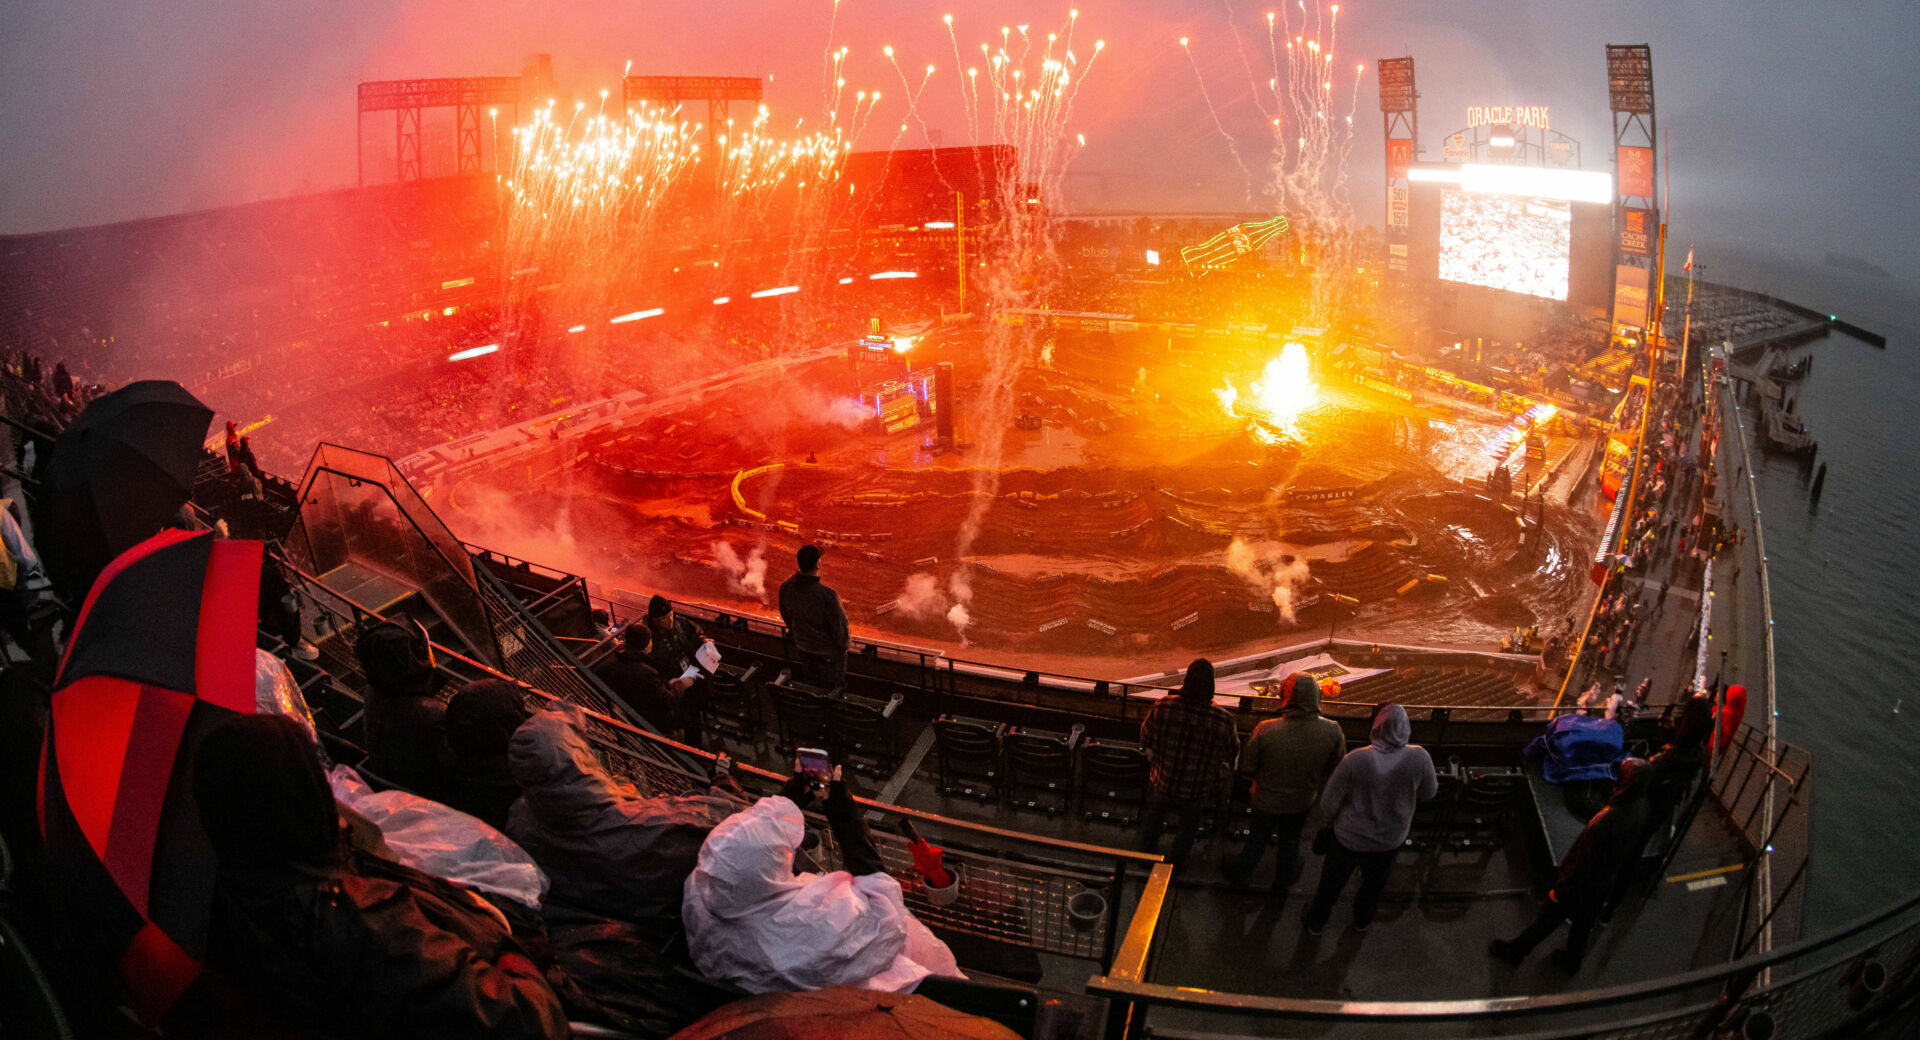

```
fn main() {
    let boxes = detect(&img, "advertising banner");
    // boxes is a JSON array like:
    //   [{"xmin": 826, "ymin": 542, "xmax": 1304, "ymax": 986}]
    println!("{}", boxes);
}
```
[
  {"xmin": 1618, "ymin": 146, "xmax": 1654, "ymax": 199},
  {"xmin": 1386, "ymin": 139, "xmax": 1413, "ymax": 178},
  {"xmin": 1618, "ymin": 206, "xmax": 1652, "ymax": 258},
  {"xmin": 1613, "ymin": 264, "xmax": 1650, "ymax": 331}
]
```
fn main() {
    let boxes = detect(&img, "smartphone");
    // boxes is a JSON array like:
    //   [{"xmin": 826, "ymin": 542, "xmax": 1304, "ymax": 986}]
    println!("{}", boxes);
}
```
[{"xmin": 796, "ymin": 747, "xmax": 832, "ymax": 778}]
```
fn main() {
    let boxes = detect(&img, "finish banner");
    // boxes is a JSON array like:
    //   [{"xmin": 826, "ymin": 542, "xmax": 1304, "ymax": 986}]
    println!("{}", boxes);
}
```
[
  {"xmin": 1613, "ymin": 264, "xmax": 1650, "ymax": 331},
  {"xmin": 1618, "ymin": 145, "xmax": 1654, "ymax": 199}
]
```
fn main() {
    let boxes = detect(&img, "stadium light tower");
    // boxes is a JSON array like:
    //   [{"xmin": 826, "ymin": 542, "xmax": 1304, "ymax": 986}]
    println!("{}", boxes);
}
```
[
  {"xmin": 1606, "ymin": 44, "xmax": 1658, "ymax": 342},
  {"xmin": 1376, "ymin": 57, "xmax": 1418, "ymax": 291}
]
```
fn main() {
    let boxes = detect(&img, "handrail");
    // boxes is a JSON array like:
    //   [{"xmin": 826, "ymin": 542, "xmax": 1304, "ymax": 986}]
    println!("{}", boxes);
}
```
[
  {"xmin": 1087, "ymin": 885, "xmax": 1920, "ymax": 1024},
  {"xmin": 284, "ymin": 557, "xmax": 1163, "ymax": 866},
  {"xmin": 1105, "ymin": 863, "xmax": 1175, "ymax": 983}
]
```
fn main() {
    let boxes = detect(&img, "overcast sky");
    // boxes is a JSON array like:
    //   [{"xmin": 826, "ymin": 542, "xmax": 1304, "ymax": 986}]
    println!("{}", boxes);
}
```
[{"xmin": 4, "ymin": 0, "xmax": 1917, "ymax": 281}]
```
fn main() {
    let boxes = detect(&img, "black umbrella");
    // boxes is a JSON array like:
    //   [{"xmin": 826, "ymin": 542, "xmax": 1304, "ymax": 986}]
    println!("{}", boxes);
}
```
[{"xmin": 45, "ymin": 380, "xmax": 213, "ymax": 590}]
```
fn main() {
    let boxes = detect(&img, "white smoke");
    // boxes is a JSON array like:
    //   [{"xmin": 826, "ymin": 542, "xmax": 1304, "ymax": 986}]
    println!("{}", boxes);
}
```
[
  {"xmin": 896, "ymin": 573, "xmax": 948, "ymax": 620},
  {"xmin": 822, "ymin": 395, "xmax": 871, "ymax": 429},
  {"xmin": 889, "ymin": 571, "xmax": 976, "ymax": 645},
  {"xmin": 946, "ymin": 571, "xmax": 975, "ymax": 646},
  {"xmin": 946, "ymin": 603, "xmax": 972, "ymax": 645},
  {"xmin": 1225, "ymin": 537, "xmax": 1312, "ymax": 623},
  {"xmin": 712, "ymin": 541, "xmax": 768, "ymax": 601}
]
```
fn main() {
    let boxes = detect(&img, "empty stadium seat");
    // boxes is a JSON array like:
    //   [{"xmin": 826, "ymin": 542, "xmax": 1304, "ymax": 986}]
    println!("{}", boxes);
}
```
[
  {"xmin": 770, "ymin": 678, "xmax": 836, "ymax": 755},
  {"xmin": 1076, "ymin": 738, "xmax": 1150, "ymax": 827},
  {"xmin": 700, "ymin": 666, "xmax": 764, "ymax": 749},
  {"xmin": 1405, "ymin": 771, "xmax": 1465, "ymax": 852},
  {"xmin": 1445, "ymin": 768, "xmax": 1527, "ymax": 852},
  {"xmin": 831, "ymin": 692, "xmax": 903, "ymax": 778},
  {"xmin": 1003, "ymin": 726, "xmax": 1076, "ymax": 816},
  {"xmin": 931, "ymin": 715, "xmax": 1005, "ymax": 802}
]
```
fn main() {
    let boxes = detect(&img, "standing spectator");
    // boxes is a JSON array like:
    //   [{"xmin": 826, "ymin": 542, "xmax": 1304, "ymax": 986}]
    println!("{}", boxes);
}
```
[
  {"xmin": 1228, "ymin": 672, "xmax": 1345, "ymax": 892},
  {"xmin": 1137, "ymin": 659, "xmax": 1239, "ymax": 866},
  {"xmin": 1304, "ymin": 704, "xmax": 1438, "ymax": 934},
  {"xmin": 777, "ymin": 544, "xmax": 850, "ymax": 692},
  {"xmin": 1491, "ymin": 758, "xmax": 1653, "ymax": 971}
]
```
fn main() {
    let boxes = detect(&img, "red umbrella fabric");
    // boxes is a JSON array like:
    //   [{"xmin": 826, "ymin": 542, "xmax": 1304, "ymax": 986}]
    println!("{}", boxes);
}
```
[
  {"xmin": 668, "ymin": 987, "xmax": 1022, "ymax": 1040},
  {"xmin": 37, "ymin": 528, "xmax": 263, "ymax": 1023}
]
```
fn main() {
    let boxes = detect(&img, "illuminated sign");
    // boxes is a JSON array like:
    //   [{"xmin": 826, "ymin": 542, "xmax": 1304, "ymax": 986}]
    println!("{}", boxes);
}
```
[
  {"xmin": 1618, "ymin": 146, "xmax": 1654, "ymax": 198},
  {"xmin": 1468, "ymin": 106, "xmax": 1550, "ymax": 129},
  {"xmin": 1179, "ymin": 214, "xmax": 1291, "ymax": 269},
  {"xmin": 1619, "ymin": 207, "xmax": 1652, "ymax": 258}
]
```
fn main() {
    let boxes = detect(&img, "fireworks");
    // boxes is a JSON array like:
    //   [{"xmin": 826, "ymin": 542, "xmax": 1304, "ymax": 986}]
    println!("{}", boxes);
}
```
[
  {"xmin": 1181, "ymin": 2, "xmax": 1366, "ymax": 323},
  {"xmin": 500, "ymin": 100, "xmax": 702, "ymax": 286},
  {"xmin": 1217, "ymin": 341, "xmax": 1319, "ymax": 439}
]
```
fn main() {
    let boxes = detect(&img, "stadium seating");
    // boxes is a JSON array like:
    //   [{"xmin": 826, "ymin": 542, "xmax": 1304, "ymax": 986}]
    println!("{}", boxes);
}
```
[{"xmin": 932, "ymin": 715, "xmax": 1005, "ymax": 802}]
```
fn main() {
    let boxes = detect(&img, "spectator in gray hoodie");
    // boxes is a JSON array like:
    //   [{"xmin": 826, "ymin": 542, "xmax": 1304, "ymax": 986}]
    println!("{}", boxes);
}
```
[
  {"xmin": 1304, "ymin": 704, "xmax": 1437, "ymax": 934},
  {"xmin": 1227, "ymin": 672, "xmax": 1346, "ymax": 893}
]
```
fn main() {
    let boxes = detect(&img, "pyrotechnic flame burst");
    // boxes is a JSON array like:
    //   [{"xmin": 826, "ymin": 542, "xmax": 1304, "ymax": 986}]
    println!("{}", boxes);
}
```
[{"xmin": 1218, "ymin": 341, "xmax": 1317, "ymax": 438}]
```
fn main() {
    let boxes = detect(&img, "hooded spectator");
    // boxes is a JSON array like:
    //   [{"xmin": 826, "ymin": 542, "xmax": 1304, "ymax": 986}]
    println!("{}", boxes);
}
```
[
  {"xmin": 193, "ymin": 713, "xmax": 569, "ymax": 1040},
  {"xmin": 441, "ymin": 679, "xmax": 532, "ymax": 830},
  {"xmin": 507, "ymin": 704, "xmax": 746, "ymax": 921},
  {"xmin": 778, "ymin": 544, "xmax": 851, "ymax": 692},
  {"xmin": 1717, "ymin": 684, "xmax": 1748, "ymax": 753},
  {"xmin": 682, "ymin": 767, "xmax": 960, "ymax": 994},
  {"xmin": 1492, "ymin": 757, "xmax": 1654, "ymax": 971},
  {"xmin": 1137, "ymin": 659, "xmax": 1239, "ymax": 865},
  {"xmin": 1229, "ymin": 672, "xmax": 1346, "ymax": 892},
  {"xmin": 355, "ymin": 614, "xmax": 453, "ymax": 797},
  {"xmin": 1304, "ymin": 704, "xmax": 1438, "ymax": 934}
]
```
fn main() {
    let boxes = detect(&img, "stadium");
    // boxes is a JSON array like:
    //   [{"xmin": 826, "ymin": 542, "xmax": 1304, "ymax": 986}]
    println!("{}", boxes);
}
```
[{"xmin": 0, "ymin": 17, "xmax": 1912, "ymax": 1040}]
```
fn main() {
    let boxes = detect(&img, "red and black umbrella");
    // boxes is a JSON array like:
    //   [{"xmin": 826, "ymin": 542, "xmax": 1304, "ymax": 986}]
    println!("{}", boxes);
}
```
[{"xmin": 38, "ymin": 528, "xmax": 262, "ymax": 1023}]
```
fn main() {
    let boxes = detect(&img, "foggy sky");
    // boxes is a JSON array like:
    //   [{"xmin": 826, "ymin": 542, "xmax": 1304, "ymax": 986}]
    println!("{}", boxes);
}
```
[{"xmin": 4, "ymin": 0, "xmax": 1917, "ymax": 281}]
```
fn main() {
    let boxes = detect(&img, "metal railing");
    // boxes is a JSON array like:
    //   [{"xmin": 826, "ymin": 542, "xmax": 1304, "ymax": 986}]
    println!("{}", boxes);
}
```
[
  {"xmin": 1090, "ymin": 884, "xmax": 1920, "ymax": 1038},
  {"xmin": 1711, "ymin": 722, "xmax": 1814, "ymax": 959}
]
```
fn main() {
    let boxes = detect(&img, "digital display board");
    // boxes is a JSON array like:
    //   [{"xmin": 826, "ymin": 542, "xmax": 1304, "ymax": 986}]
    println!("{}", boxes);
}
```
[{"xmin": 1437, "ymin": 189, "xmax": 1572, "ymax": 301}]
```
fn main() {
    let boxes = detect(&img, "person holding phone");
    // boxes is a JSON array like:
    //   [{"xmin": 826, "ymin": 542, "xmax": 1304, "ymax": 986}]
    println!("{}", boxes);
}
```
[{"xmin": 682, "ymin": 752, "xmax": 960, "ymax": 993}]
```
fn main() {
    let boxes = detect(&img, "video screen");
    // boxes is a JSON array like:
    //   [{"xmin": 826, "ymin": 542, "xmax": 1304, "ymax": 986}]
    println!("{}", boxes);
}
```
[{"xmin": 1438, "ymin": 189, "xmax": 1571, "ymax": 300}]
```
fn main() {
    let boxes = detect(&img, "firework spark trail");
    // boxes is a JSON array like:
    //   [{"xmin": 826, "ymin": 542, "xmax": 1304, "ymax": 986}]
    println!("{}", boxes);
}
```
[
  {"xmin": 1179, "ymin": 37, "xmax": 1255, "ymax": 191},
  {"xmin": 942, "ymin": 14, "xmax": 982, "ymax": 144},
  {"xmin": 931, "ymin": 11, "xmax": 1101, "ymax": 641},
  {"xmin": 821, "ymin": 0, "xmax": 844, "ymax": 109},
  {"xmin": 883, "ymin": 47, "xmax": 940, "ymax": 148},
  {"xmin": 1254, "ymin": 0, "xmax": 1364, "ymax": 323}
]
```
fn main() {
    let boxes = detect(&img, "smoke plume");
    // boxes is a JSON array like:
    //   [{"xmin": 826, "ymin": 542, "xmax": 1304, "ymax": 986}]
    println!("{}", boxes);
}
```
[
  {"xmin": 946, "ymin": 570, "xmax": 974, "ymax": 646},
  {"xmin": 712, "ymin": 541, "xmax": 768, "ymax": 601},
  {"xmin": 1225, "ymin": 537, "xmax": 1312, "ymax": 622},
  {"xmin": 896, "ymin": 573, "xmax": 948, "ymax": 620}
]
